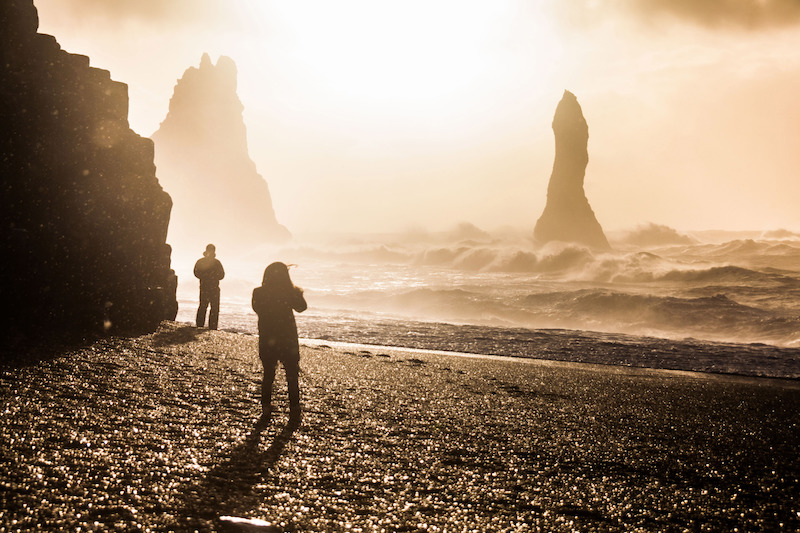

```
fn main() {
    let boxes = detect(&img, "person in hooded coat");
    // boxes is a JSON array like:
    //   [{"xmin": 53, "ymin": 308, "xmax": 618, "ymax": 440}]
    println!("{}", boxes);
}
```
[{"xmin": 252, "ymin": 262, "xmax": 307, "ymax": 423}]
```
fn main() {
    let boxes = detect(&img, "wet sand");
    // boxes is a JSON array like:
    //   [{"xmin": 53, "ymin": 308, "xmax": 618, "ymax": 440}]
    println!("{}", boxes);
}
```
[{"xmin": 1, "ymin": 322, "xmax": 799, "ymax": 532}]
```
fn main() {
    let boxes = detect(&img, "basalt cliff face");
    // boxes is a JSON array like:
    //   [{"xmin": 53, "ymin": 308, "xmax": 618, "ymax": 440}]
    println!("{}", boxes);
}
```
[
  {"xmin": 151, "ymin": 54, "xmax": 290, "ymax": 259},
  {"xmin": 0, "ymin": 0, "xmax": 177, "ymax": 338},
  {"xmin": 534, "ymin": 91, "xmax": 610, "ymax": 250}
]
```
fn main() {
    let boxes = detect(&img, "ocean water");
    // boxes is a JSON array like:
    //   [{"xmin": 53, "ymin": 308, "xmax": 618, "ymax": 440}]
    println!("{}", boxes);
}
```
[{"xmin": 175, "ymin": 228, "xmax": 800, "ymax": 379}]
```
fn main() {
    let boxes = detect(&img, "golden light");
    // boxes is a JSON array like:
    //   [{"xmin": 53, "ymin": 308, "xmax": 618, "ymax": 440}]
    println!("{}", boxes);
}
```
[{"xmin": 239, "ymin": 1, "xmax": 564, "ymax": 125}]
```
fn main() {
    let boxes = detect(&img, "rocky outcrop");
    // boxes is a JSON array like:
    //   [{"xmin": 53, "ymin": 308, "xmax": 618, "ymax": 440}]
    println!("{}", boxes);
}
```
[
  {"xmin": 534, "ymin": 91, "xmax": 610, "ymax": 250},
  {"xmin": 1, "ymin": 0, "xmax": 178, "ymax": 338},
  {"xmin": 151, "ymin": 54, "xmax": 290, "ymax": 259}
]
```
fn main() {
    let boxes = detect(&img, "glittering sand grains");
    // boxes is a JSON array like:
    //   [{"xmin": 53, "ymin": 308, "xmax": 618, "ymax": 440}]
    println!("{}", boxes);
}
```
[{"xmin": 1, "ymin": 322, "xmax": 799, "ymax": 532}]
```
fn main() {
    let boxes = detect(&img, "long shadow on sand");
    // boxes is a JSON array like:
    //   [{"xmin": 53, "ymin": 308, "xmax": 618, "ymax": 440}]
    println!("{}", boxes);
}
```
[
  {"xmin": 150, "ymin": 323, "xmax": 204, "ymax": 348},
  {"xmin": 180, "ymin": 415, "xmax": 301, "ymax": 527}
]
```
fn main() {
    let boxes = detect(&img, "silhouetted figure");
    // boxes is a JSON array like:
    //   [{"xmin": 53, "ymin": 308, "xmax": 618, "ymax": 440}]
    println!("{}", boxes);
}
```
[
  {"xmin": 252, "ymin": 262, "xmax": 307, "ymax": 424},
  {"xmin": 194, "ymin": 244, "xmax": 225, "ymax": 329}
]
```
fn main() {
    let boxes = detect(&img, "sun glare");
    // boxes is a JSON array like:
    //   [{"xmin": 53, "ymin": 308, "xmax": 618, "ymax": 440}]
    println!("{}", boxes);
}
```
[{"xmin": 242, "ymin": 1, "xmax": 563, "ymax": 119}]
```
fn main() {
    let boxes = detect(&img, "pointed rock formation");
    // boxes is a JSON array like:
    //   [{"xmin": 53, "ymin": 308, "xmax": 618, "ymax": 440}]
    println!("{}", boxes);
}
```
[
  {"xmin": 534, "ymin": 91, "xmax": 610, "ymax": 250},
  {"xmin": 151, "ymin": 54, "xmax": 290, "ymax": 258},
  {"xmin": 1, "ymin": 0, "xmax": 177, "ymax": 338}
]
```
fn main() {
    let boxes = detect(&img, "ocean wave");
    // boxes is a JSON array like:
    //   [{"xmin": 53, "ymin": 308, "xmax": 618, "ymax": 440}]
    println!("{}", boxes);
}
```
[
  {"xmin": 615, "ymin": 223, "xmax": 697, "ymax": 247},
  {"xmin": 655, "ymin": 265, "xmax": 800, "ymax": 285},
  {"xmin": 177, "ymin": 230, "xmax": 800, "ymax": 348},
  {"xmin": 525, "ymin": 290, "xmax": 760, "ymax": 324},
  {"xmin": 523, "ymin": 289, "xmax": 800, "ymax": 345},
  {"xmin": 266, "ymin": 230, "xmax": 800, "ymax": 280},
  {"xmin": 690, "ymin": 238, "xmax": 800, "ymax": 260},
  {"xmin": 308, "ymin": 284, "xmax": 800, "ymax": 346}
]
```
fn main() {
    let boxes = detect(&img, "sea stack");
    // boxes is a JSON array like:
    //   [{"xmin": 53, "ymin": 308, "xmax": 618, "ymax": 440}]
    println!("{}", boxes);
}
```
[
  {"xmin": 0, "ymin": 0, "xmax": 178, "ymax": 338},
  {"xmin": 151, "ymin": 54, "xmax": 290, "ymax": 259},
  {"xmin": 534, "ymin": 91, "xmax": 610, "ymax": 250}
]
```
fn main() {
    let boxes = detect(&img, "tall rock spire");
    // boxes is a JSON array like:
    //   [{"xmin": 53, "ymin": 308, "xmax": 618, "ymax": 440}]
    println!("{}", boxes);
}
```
[
  {"xmin": 151, "ymin": 55, "xmax": 289, "ymax": 259},
  {"xmin": 534, "ymin": 91, "xmax": 610, "ymax": 250}
]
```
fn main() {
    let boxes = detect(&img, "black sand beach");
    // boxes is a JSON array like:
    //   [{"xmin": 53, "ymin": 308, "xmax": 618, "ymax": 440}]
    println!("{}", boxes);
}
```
[{"xmin": 1, "ymin": 322, "xmax": 798, "ymax": 531}]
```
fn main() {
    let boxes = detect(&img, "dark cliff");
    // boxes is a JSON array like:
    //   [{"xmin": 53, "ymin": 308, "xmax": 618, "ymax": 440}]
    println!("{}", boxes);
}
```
[
  {"xmin": 534, "ymin": 91, "xmax": 610, "ymax": 250},
  {"xmin": 151, "ymin": 54, "xmax": 290, "ymax": 259},
  {"xmin": 1, "ymin": 0, "xmax": 178, "ymax": 338}
]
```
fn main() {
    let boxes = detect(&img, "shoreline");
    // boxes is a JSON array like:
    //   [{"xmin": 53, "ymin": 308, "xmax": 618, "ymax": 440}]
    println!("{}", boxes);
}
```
[
  {"xmin": 299, "ymin": 337, "xmax": 800, "ymax": 389},
  {"xmin": 199, "ymin": 315, "xmax": 800, "ymax": 381}
]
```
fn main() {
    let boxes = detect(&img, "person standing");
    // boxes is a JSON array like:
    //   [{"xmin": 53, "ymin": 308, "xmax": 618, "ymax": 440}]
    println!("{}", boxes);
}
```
[
  {"xmin": 252, "ymin": 262, "xmax": 307, "ymax": 424},
  {"xmin": 194, "ymin": 244, "xmax": 225, "ymax": 329}
]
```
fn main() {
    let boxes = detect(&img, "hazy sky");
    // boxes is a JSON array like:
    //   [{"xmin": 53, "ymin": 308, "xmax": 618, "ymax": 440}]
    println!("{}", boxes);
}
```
[{"xmin": 35, "ymin": 0, "xmax": 800, "ymax": 235}]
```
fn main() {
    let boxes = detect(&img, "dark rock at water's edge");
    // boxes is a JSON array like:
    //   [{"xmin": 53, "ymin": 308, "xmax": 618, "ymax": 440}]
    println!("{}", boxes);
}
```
[
  {"xmin": 534, "ymin": 91, "xmax": 610, "ymax": 250},
  {"xmin": 0, "ymin": 0, "xmax": 178, "ymax": 340},
  {"xmin": 151, "ymin": 54, "xmax": 290, "ymax": 258}
]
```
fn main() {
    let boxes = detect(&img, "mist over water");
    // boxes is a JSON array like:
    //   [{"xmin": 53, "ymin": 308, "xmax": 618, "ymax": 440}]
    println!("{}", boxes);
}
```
[{"xmin": 175, "ymin": 225, "xmax": 800, "ymax": 354}]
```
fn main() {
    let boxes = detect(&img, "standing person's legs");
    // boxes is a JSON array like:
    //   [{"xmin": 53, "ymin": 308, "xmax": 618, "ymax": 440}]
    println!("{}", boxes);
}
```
[
  {"xmin": 208, "ymin": 287, "xmax": 220, "ymax": 330},
  {"xmin": 196, "ymin": 290, "xmax": 209, "ymax": 327},
  {"xmin": 261, "ymin": 358, "xmax": 277, "ymax": 417},
  {"xmin": 285, "ymin": 360, "xmax": 300, "ymax": 415}
]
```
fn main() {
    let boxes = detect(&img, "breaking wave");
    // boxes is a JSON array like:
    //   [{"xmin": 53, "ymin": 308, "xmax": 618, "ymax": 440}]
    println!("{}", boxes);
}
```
[{"xmin": 307, "ymin": 286, "xmax": 800, "ymax": 347}]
